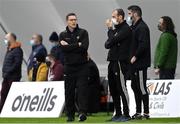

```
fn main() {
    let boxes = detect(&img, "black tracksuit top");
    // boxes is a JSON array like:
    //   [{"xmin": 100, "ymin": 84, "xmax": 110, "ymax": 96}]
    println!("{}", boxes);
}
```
[
  {"xmin": 130, "ymin": 18, "xmax": 151, "ymax": 70},
  {"xmin": 59, "ymin": 25, "xmax": 89, "ymax": 66},
  {"xmin": 105, "ymin": 21, "xmax": 132, "ymax": 61}
]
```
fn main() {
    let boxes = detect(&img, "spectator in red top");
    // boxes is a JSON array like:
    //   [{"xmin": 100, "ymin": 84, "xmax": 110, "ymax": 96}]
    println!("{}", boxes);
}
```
[{"xmin": 46, "ymin": 54, "xmax": 63, "ymax": 81}]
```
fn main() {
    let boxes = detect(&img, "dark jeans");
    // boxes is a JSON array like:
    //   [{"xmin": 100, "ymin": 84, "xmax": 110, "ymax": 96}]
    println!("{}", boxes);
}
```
[
  {"xmin": 160, "ymin": 68, "xmax": 176, "ymax": 79},
  {"xmin": 0, "ymin": 78, "xmax": 20, "ymax": 113}
]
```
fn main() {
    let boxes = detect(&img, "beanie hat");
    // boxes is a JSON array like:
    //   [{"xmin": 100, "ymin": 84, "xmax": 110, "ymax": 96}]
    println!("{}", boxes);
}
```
[{"xmin": 49, "ymin": 32, "xmax": 59, "ymax": 42}]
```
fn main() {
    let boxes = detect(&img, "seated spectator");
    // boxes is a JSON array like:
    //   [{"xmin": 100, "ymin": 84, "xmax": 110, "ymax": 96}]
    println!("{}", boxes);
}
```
[
  {"xmin": 46, "ymin": 54, "xmax": 64, "ymax": 81},
  {"xmin": 28, "ymin": 55, "xmax": 48, "ymax": 82}
]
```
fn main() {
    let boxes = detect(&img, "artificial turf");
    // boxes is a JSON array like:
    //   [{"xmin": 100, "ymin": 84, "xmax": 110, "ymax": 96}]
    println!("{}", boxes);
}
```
[{"xmin": 0, "ymin": 113, "xmax": 179, "ymax": 123}]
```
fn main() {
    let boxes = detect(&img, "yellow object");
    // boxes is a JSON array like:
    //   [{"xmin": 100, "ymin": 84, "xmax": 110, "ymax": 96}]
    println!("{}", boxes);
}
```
[{"xmin": 28, "ymin": 63, "xmax": 48, "ymax": 81}]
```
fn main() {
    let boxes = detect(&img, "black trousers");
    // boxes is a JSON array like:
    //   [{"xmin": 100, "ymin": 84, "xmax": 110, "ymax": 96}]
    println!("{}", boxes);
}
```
[
  {"xmin": 0, "ymin": 78, "xmax": 20, "ymax": 113},
  {"xmin": 160, "ymin": 68, "xmax": 175, "ymax": 79},
  {"xmin": 108, "ymin": 61, "xmax": 130, "ymax": 116},
  {"xmin": 131, "ymin": 68, "xmax": 149, "ymax": 114},
  {"xmin": 65, "ymin": 75, "xmax": 89, "ymax": 117}
]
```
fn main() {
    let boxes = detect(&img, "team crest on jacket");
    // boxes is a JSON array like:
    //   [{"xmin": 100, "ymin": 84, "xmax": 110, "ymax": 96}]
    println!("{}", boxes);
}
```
[{"xmin": 77, "ymin": 36, "xmax": 80, "ymax": 40}]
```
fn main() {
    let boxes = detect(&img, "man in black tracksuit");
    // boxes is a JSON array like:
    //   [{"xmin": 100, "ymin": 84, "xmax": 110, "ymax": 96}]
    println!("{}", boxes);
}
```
[
  {"xmin": 59, "ymin": 13, "xmax": 89, "ymax": 122},
  {"xmin": 105, "ymin": 9, "xmax": 132, "ymax": 122},
  {"xmin": 127, "ymin": 5, "xmax": 151, "ymax": 119}
]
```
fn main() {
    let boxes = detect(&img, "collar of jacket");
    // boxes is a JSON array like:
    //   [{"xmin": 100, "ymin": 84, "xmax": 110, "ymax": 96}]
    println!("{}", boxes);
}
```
[
  {"xmin": 164, "ymin": 31, "xmax": 177, "ymax": 38},
  {"xmin": 32, "ymin": 43, "xmax": 42, "ymax": 50},
  {"xmin": 66, "ymin": 24, "xmax": 79, "ymax": 33},
  {"xmin": 115, "ymin": 20, "xmax": 127, "ymax": 29},
  {"xmin": 132, "ymin": 18, "xmax": 143, "ymax": 29},
  {"xmin": 8, "ymin": 41, "xmax": 21, "ymax": 51},
  {"xmin": 51, "ymin": 60, "xmax": 61, "ymax": 69}
]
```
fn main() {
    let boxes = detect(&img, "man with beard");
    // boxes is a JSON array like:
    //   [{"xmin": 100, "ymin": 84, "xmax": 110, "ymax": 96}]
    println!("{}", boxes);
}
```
[
  {"xmin": 127, "ymin": 5, "xmax": 151, "ymax": 119},
  {"xmin": 154, "ymin": 16, "xmax": 178, "ymax": 79}
]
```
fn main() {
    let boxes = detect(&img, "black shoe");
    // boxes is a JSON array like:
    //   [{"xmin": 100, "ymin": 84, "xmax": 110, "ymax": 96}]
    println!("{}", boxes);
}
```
[
  {"xmin": 142, "ymin": 114, "xmax": 150, "ymax": 119},
  {"xmin": 78, "ymin": 113, "xmax": 87, "ymax": 122},
  {"xmin": 114, "ymin": 115, "xmax": 131, "ymax": 122},
  {"xmin": 106, "ymin": 115, "xmax": 122, "ymax": 122},
  {"xmin": 67, "ymin": 116, "xmax": 75, "ymax": 122},
  {"xmin": 132, "ymin": 113, "xmax": 142, "ymax": 120}
]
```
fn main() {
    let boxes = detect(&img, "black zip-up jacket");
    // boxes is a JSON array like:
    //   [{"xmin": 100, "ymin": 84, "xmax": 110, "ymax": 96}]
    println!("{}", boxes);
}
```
[
  {"xmin": 59, "ymin": 25, "xmax": 89, "ymax": 66},
  {"xmin": 2, "ymin": 45, "xmax": 23, "ymax": 80},
  {"xmin": 130, "ymin": 18, "xmax": 151, "ymax": 69},
  {"xmin": 105, "ymin": 21, "xmax": 132, "ymax": 61}
]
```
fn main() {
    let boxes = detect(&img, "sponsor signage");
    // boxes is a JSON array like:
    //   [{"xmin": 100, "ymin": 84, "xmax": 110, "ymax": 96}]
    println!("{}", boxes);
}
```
[
  {"xmin": 0, "ymin": 81, "xmax": 65, "ymax": 118},
  {"xmin": 127, "ymin": 80, "xmax": 180, "ymax": 117}
]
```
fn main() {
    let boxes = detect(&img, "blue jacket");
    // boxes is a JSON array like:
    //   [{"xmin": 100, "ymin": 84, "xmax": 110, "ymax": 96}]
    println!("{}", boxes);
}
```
[{"xmin": 27, "ymin": 44, "xmax": 47, "ymax": 72}]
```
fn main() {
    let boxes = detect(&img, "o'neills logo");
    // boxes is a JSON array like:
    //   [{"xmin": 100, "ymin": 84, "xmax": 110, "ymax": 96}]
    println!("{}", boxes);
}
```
[
  {"xmin": 12, "ymin": 88, "xmax": 57, "ymax": 112},
  {"xmin": 147, "ymin": 82, "xmax": 172, "ymax": 95}
]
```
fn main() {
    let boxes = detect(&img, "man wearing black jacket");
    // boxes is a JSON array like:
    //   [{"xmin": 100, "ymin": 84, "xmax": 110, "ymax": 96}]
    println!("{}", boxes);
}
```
[
  {"xmin": 59, "ymin": 13, "xmax": 89, "ymax": 122},
  {"xmin": 0, "ymin": 33, "xmax": 23, "ymax": 113},
  {"xmin": 127, "ymin": 5, "xmax": 151, "ymax": 119},
  {"xmin": 105, "ymin": 9, "xmax": 132, "ymax": 122}
]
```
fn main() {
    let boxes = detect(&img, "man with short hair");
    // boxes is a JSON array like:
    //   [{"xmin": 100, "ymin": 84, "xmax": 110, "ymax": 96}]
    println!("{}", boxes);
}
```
[
  {"xmin": 59, "ymin": 13, "xmax": 89, "ymax": 122},
  {"xmin": 105, "ymin": 9, "xmax": 132, "ymax": 122},
  {"xmin": 27, "ymin": 34, "xmax": 47, "ymax": 75},
  {"xmin": 0, "ymin": 33, "xmax": 23, "ymax": 113},
  {"xmin": 127, "ymin": 5, "xmax": 151, "ymax": 119}
]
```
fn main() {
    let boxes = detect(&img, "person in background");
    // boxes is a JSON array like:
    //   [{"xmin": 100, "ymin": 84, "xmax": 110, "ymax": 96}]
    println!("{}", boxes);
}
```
[
  {"xmin": 59, "ymin": 13, "xmax": 89, "ymax": 122},
  {"xmin": 87, "ymin": 58, "xmax": 100, "ymax": 114},
  {"xmin": 0, "ymin": 33, "xmax": 23, "ymax": 113},
  {"xmin": 28, "ymin": 54, "xmax": 48, "ymax": 82},
  {"xmin": 49, "ymin": 32, "xmax": 64, "ymax": 65},
  {"xmin": 27, "ymin": 34, "xmax": 47, "ymax": 75},
  {"xmin": 46, "ymin": 54, "xmax": 64, "ymax": 81},
  {"xmin": 127, "ymin": 5, "xmax": 151, "ymax": 119},
  {"xmin": 105, "ymin": 9, "xmax": 132, "ymax": 122},
  {"xmin": 154, "ymin": 16, "xmax": 178, "ymax": 79}
]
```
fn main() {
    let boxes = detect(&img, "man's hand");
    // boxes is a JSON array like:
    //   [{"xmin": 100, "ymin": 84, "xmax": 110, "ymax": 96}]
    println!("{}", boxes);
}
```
[
  {"xmin": 130, "ymin": 56, "xmax": 137, "ymax": 64},
  {"xmin": 60, "ymin": 40, "xmax": 68, "ymax": 46},
  {"xmin": 106, "ymin": 19, "xmax": 113, "ymax": 28},
  {"xmin": 154, "ymin": 68, "xmax": 160, "ymax": 75}
]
